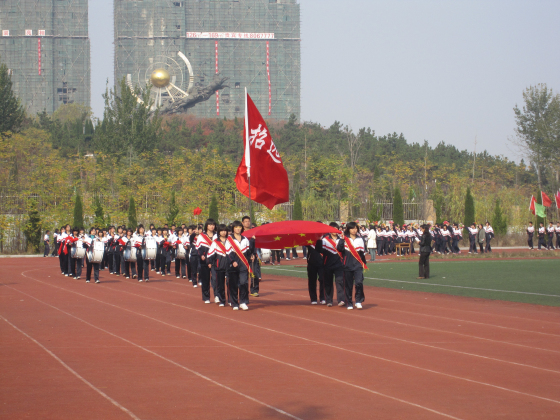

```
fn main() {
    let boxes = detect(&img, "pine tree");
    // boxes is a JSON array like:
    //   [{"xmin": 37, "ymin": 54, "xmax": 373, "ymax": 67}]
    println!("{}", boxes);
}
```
[
  {"xmin": 73, "ymin": 193, "xmax": 84, "ymax": 229},
  {"xmin": 208, "ymin": 194, "xmax": 219, "ymax": 223},
  {"xmin": 293, "ymin": 191, "xmax": 303, "ymax": 220},
  {"xmin": 167, "ymin": 191, "xmax": 179, "ymax": 226},
  {"xmin": 93, "ymin": 196, "xmax": 105, "ymax": 227},
  {"xmin": 463, "ymin": 187, "xmax": 475, "ymax": 234},
  {"xmin": 24, "ymin": 200, "xmax": 42, "ymax": 253},
  {"xmin": 128, "ymin": 197, "xmax": 137, "ymax": 228},
  {"xmin": 0, "ymin": 61, "xmax": 25, "ymax": 134},
  {"xmin": 368, "ymin": 202, "xmax": 380, "ymax": 223},
  {"xmin": 492, "ymin": 199, "xmax": 508, "ymax": 243},
  {"xmin": 393, "ymin": 187, "xmax": 404, "ymax": 225}
]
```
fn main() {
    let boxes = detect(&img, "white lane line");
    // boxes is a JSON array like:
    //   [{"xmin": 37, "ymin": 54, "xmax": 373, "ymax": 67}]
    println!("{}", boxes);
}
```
[
  {"xmin": 4, "ymin": 281, "xmax": 302, "ymax": 420},
  {"xmin": 261, "ymin": 283, "xmax": 560, "ymax": 355},
  {"xmin": 0, "ymin": 315, "xmax": 141, "ymax": 420},
  {"xmin": 77, "ymin": 276, "xmax": 560, "ymax": 404},
  {"xmin": 16, "ymin": 273, "xmax": 464, "ymax": 420},
  {"xmin": 263, "ymin": 267, "xmax": 560, "ymax": 298},
  {"xmin": 264, "ymin": 268, "xmax": 560, "ymax": 326}
]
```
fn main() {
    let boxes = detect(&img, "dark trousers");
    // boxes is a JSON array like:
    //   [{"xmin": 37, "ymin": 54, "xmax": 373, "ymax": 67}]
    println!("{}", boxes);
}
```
[
  {"xmin": 469, "ymin": 238, "xmax": 477, "ymax": 253},
  {"xmin": 211, "ymin": 266, "xmax": 217, "ymax": 295},
  {"xmin": 343, "ymin": 269, "xmax": 364, "ymax": 306},
  {"xmin": 452, "ymin": 238, "xmax": 459, "ymax": 253},
  {"xmin": 291, "ymin": 248, "xmax": 298, "ymax": 258},
  {"xmin": 419, "ymin": 252, "xmax": 430, "ymax": 279},
  {"xmin": 271, "ymin": 250, "xmax": 282, "ymax": 263},
  {"xmin": 137, "ymin": 253, "xmax": 145, "ymax": 280},
  {"xmin": 120, "ymin": 251, "xmax": 126, "ymax": 275},
  {"xmin": 250, "ymin": 260, "xmax": 260, "ymax": 294},
  {"xmin": 199, "ymin": 262, "xmax": 211, "ymax": 301},
  {"xmin": 51, "ymin": 242, "xmax": 58, "ymax": 256},
  {"xmin": 479, "ymin": 242, "xmax": 484, "ymax": 253},
  {"xmin": 547, "ymin": 236, "xmax": 554, "ymax": 250},
  {"xmin": 485, "ymin": 235, "xmax": 492, "ymax": 252},
  {"xmin": 175, "ymin": 258, "xmax": 186, "ymax": 277},
  {"xmin": 43, "ymin": 242, "xmax": 50, "ymax": 257},
  {"xmin": 70, "ymin": 257, "xmax": 83, "ymax": 278},
  {"xmin": 537, "ymin": 237, "xmax": 545, "ymax": 250},
  {"xmin": 215, "ymin": 270, "xmax": 227, "ymax": 304},
  {"xmin": 112, "ymin": 251, "xmax": 121, "ymax": 274},
  {"xmin": 307, "ymin": 264, "xmax": 325, "ymax": 303},
  {"xmin": 58, "ymin": 248, "xmax": 65, "ymax": 272},
  {"xmin": 67, "ymin": 253, "xmax": 74, "ymax": 276},
  {"xmin": 528, "ymin": 236, "xmax": 533, "ymax": 249},
  {"xmin": 125, "ymin": 261, "xmax": 137, "ymax": 278},
  {"xmin": 228, "ymin": 269, "xmax": 249, "ymax": 307},
  {"xmin": 189, "ymin": 254, "xmax": 199, "ymax": 283},
  {"xmin": 324, "ymin": 266, "xmax": 344, "ymax": 304},
  {"xmin": 86, "ymin": 259, "xmax": 100, "ymax": 282}
]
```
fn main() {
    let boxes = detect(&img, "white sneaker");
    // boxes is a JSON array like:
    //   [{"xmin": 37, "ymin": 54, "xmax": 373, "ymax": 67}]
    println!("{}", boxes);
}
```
[
  {"xmin": 311, "ymin": 301, "xmax": 318, "ymax": 305},
  {"xmin": 204, "ymin": 300, "xmax": 211, "ymax": 304},
  {"xmin": 320, "ymin": 300, "xmax": 326, "ymax": 305},
  {"xmin": 138, "ymin": 279, "xmax": 143, "ymax": 282},
  {"xmin": 240, "ymin": 303, "xmax": 249, "ymax": 311},
  {"xmin": 95, "ymin": 280, "xmax": 100, "ymax": 284},
  {"xmin": 86, "ymin": 280, "xmax": 90, "ymax": 283},
  {"xmin": 355, "ymin": 302, "xmax": 363, "ymax": 309},
  {"xmin": 233, "ymin": 306, "xmax": 239, "ymax": 311},
  {"xmin": 338, "ymin": 301, "xmax": 345, "ymax": 307},
  {"xmin": 193, "ymin": 284, "xmax": 198, "ymax": 288},
  {"xmin": 214, "ymin": 296, "xmax": 220, "ymax": 303},
  {"xmin": 219, "ymin": 303, "xmax": 225, "ymax": 307},
  {"xmin": 347, "ymin": 306, "xmax": 354, "ymax": 310}
]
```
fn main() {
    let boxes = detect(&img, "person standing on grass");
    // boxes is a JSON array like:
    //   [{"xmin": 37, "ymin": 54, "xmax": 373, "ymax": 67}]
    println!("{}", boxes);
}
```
[
  {"xmin": 367, "ymin": 225, "xmax": 377, "ymax": 261},
  {"xmin": 418, "ymin": 224, "xmax": 432, "ymax": 279},
  {"xmin": 547, "ymin": 222, "xmax": 555, "ymax": 250},
  {"xmin": 484, "ymin": 222, "xmax": 494, "ymax": 253},
  {"xmin": 336, "ymin": 222, "xmax": 367, "ymax": 310},
  {"xmin": 526, "ymin": 222, "xmax": 534, "ymax": 250},
  {"xmin": 537, "ymin": 222, "xmax": 546, "ymax": 250},
  {"xmin": 476, "ymin": 224, "xmax": 485, "ymax": 253},
  {"xmin": 43, "ymin": 230, "xmax": 50, "ymax": 257}
]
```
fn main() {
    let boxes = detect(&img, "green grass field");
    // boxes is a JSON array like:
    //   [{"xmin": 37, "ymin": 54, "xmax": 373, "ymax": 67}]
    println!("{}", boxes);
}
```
[{"xmin": 262, "ymin": 259, "xmax": 560, "ymax": 307}]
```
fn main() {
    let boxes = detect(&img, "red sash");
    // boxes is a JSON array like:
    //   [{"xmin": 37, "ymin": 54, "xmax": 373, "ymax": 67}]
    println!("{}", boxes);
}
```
[
  {"xmin": 324, "ymin": 236, "xmax": 343, "ymax": 260},
  {"xmin": 227, "ymin": 236, "xmax": 253, "ymax": 275},
  {"xmin": 199, "ymin": 233, "xmax": 213, "ymax": 247},
  {"xmin": 214, "ymin": 239, "xmax": 228, "ymax": 256},
  {"xmin": 344, "ymin": 237, "xmax": 367, "ymax": 270}
]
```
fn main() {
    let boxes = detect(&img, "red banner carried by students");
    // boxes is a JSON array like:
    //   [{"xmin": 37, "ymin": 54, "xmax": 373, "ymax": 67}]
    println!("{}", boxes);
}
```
[
  {"xmin": 529, "ymin": 195, "xmax": 536, "ymax": 215},
  {"xmin": 542, "ymin": 191, "xmax": 553, "ymax": 208},
  {"xmin": 556, "ymin": 191, "xmax": 560, "ymax": 209},
  {"xmin": 234, "ymin": 90, "xmax": 289, "ymax": 210}
]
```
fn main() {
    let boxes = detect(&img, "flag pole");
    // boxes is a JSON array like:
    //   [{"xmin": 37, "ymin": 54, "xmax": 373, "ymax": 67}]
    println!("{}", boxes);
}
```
[{"xmin": 245, "ymin": 87, "xmax": 252, "ymax": 219}]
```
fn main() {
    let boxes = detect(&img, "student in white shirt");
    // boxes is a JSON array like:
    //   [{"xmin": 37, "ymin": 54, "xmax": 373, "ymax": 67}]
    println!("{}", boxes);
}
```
[{"xmin": 43, "ymin": 230, "xmax": 50, "ymax": 257}]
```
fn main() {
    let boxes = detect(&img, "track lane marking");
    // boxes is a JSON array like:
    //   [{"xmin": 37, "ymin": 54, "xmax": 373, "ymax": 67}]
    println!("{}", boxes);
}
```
[
  {"xmin": 0, "ymin": 315, "xmax": 141, "ymax": 420},
  {"xmin": 13, "ymin": 271, "xmax": 466, "ymax": 420}
]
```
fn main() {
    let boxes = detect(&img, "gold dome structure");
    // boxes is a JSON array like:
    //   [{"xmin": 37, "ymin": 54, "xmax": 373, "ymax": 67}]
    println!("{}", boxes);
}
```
[{"xmin": 150, "ymin": 69, "xmax": 171, "ymax": 88}]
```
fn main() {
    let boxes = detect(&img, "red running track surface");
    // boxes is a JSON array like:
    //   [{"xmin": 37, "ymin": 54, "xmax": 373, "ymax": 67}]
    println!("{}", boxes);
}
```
[{"xmin": 1, "ymin": 258, "xmax": 559, "ymax": 419}]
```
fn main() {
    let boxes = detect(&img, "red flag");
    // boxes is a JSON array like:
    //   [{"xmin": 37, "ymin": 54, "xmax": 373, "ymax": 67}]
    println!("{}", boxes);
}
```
[
  {"xmin": 193, "ymin": 207, "xmax": 202, "ymax": 216},
  {"xmin": 555, "ymin": 191, "xmax": 560, "ymax": 209},
  {"xmin": 542, "ymin": 191, "xmax": 552, "ymax": 207},
  {"xmin": 529, "ymin": 195, "xmax": 536, "ymax": 215},
  {"xmin": 234, "ymin": 90, "xmax": 289, "ymax": 210}
]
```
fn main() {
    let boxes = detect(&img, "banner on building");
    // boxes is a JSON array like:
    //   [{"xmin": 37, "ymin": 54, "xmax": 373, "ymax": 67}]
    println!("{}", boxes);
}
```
[{"xmin": 187, "ymin": 32, "xmax": 274, "ymax": 40}]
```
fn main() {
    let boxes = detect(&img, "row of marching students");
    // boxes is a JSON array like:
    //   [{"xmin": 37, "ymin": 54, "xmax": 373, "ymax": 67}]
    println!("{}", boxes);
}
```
[
  {"xmin": 306, "ymin": 222, "xmax": 368, "ymax": 311},
  {"xmin": 196, "ymin": 218, "xmax": 258, "ymax": 311},
  {"xmin": 527, "ymin": 221, "xmax": 560, "ymax": 250}
]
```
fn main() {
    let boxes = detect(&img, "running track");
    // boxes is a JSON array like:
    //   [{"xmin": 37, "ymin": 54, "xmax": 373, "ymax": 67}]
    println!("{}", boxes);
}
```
[{"xmin": 1, "ymin": 258, "xmax": 559, "ymax": 419}]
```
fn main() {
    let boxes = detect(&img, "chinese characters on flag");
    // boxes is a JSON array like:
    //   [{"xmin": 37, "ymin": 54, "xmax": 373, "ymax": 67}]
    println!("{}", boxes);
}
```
[{"xmin": 234, "ymin": 91, "xmax": 289, "ymax": 210}]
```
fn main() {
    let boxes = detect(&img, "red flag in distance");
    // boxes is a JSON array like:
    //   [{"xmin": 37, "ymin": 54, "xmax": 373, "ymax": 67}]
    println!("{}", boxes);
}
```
[
  {"xmin": 529, "ymin": 195, "xmax": 536, "ymax": 215},
  {"xmin": 541, "ymin": 191, "xmax": 552, "ymax": 208},
  {"xmin": 193, "ymin": 207, "xmax": 202, "ymax": 216}
]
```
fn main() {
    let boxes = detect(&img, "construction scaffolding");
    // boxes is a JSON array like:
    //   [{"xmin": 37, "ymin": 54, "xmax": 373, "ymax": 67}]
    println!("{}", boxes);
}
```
[
  {"xmin": 114, "ymin": 0, "xmax": 300, "ymax": 120},
  {"xmin": 0, "ymin": 0, "xmax": 91, "ymax": 116}
]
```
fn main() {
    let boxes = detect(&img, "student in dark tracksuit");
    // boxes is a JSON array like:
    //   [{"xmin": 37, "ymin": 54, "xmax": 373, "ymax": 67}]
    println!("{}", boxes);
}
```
[
  {"xmin": 207, "ymin": 224, "xmax": 230, "ymax": 306},
  {"xmin": 242, "ymin": 217, "xmax": 261, "ymax": 297},
  {"xmin": 196, "ymin": 219, "xmax": 217, "ymax": 303},
  {"xmin": 418, "ymin": 225, "xmax": 432, "ymax": 279},
  {"xmin": 226, "ymin": 221, "xmax": 255, "ymax": 311},
  {"xmin": 306, "ymin": 239, "xmax": 325, "ymax": 305},
  {"xmin": 337, "ymin": 222, "xmax": 367, "ymax": 310},
  {"xmin": 318, "ymin": 223, "xmax": 345, "ymax": 307},
  {"xmin": 84, "ymin": 228, "xmax": 101, "ymax": 284},
  {"xmin": 547, "ymin": 223, "xmax": 555, "ymax": 250},
  {"xmin": 189, "ymin": 228, "xmax": 200, "ymax": 287}
]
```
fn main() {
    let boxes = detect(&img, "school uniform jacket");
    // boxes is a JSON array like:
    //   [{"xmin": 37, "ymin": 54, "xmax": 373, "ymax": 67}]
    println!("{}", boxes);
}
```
[
  {"xmin": 336, "ymin": 236, "xmax": 366, "ymax": 271},
  {"xmin": 305, "ymin": 239, "xmax": 324, "ymax": 268},
  {"xmin": 207, "ymin": 239, "xmax": 229, "ymax": 272},
  {"xmin": 226, "ymin": 235, "xmax": 254, "ymax": 273},
  {"xmin": 317, "ymin": 236, "xmax": 343, "ymax": 270}
]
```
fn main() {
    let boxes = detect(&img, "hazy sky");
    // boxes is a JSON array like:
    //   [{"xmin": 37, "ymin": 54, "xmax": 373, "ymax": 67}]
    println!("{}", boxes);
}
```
[{"xmin": 89, "ymin": 0, "xmax": 560, "ymax": 159}]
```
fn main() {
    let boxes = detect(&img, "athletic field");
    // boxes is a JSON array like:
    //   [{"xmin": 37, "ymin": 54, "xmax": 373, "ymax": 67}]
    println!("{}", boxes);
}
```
[
  {"xmin": 1, "ymin": 257, "xmax": 559, "ymax": 419},
  {"xmin": 262, "ymin": 258, "xmax": 560, "ymax": 307}
]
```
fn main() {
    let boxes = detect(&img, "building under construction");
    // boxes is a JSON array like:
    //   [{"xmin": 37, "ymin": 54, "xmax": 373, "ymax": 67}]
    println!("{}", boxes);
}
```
[
  {"xmin": 0, "ymin": 0, "xmax": 91, "ymax": 116},
  {"xmin": 114, "ymin": 0, "xmax": 300, "ymax": 120}
]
